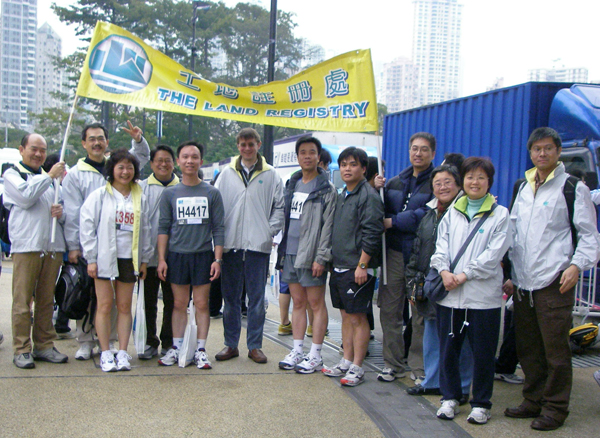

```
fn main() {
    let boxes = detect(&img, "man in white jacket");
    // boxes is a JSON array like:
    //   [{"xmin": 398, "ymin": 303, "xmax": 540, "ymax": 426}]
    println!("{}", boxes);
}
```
[
  {"xmin": 4, "ymin": 133, "xmax": 67, "ymax": 368},
  {"xmin": 214, "ymin": 128, "xmax": 284, "ymax": 364},
  {"xmin": 504, "ymin": 127, "xmax": 600, "ymax": 431},
  {"xmin": 63, "ymin": 121, "xmax": 150, "ymax": 360}
]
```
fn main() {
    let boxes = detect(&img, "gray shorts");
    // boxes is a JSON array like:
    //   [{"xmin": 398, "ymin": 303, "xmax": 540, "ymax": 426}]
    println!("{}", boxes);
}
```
[{"xmin": 281, "ymin": 255, "xmax": 327, "ymax": 287}]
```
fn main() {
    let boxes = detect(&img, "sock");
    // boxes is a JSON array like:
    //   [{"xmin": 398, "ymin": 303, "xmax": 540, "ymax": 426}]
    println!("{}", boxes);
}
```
[
  {"xmin": 197, "ymin": 339, "xmax": 206, "ymax": 351},
  {"xmin": 293, "ymin": 339, "xmax": 304, "ymax": 354},
  {"xmin": 173, "ymin": 338, "xmax": 184, "ymax": 350},
  {"xmin": 342, "ymin": 358, "xmax": 352, "ymax": 368},
  {"xmin": 309, "ymin": 343, "xmax": 322, "ymax": 360}
]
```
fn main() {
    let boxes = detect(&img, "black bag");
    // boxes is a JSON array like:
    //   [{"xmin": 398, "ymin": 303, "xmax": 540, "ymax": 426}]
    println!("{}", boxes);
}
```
[
  {"xmin": 408, "ymin": 273, "xmax": 426, "ymax": 302},
  {"xmin": 424, "ymin": 204, "xmax": 497, "ymax": 303},
  {"xmin": 0, "ymin": 169, "xmax": 29, "ymax": 245},
  {"xmin": 55, "ymin": 258, "xmax": 94, "ymax": 321}
]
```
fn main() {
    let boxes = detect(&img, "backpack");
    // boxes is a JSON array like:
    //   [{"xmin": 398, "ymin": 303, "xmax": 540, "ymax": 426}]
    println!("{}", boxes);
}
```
[
  {"xmin": 55, "ymin": 258, "xmax": 95, "ymax": 323},
  {"xmin": 0, "ymin": 168, "xmax": 32, "ymax": 245}
]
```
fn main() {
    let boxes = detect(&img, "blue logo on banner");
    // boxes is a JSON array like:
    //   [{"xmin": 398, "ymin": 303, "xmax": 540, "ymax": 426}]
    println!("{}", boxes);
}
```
[{"xmin": 88, "ymin": 36, "xmax": 153, "ymax": 94}]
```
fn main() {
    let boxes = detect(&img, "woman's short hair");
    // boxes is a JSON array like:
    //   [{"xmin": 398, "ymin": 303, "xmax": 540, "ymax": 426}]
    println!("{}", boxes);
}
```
[
  {"xmin": 430, "ymin": 164, "xmax": 462, "ymax": 191},
  {"xmin": 460, "ymin": 156, "xmax": 494, "ymax": 192},
  {"xmin": 105, "ymin": 149, "xmax": 140, "ymax": 183}
]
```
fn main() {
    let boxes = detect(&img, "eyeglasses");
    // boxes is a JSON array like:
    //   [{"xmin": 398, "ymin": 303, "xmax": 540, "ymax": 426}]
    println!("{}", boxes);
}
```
[
  {"xmin": 433, "ymin": 179, "xmax": 455, "ymax": 189},
  {"xmin": 154, "ymin": 158, "xmax": 173, "ymax": 165},
  {"xmin": 530, "ymin": 145, "xmax": 557, "ymax": 155},
  {"xmin": 410, "ymin": 145, "xmax": 432, "ymax": 154},
  {"xmin": 86, "ymin": 136, "xmax": 107, "ymax": 144}
]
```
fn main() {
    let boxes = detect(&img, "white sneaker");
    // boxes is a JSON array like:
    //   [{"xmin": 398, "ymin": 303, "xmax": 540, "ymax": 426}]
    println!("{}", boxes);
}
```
[
  {"xmin": 100, "ymin": 350, "xmax": 117, "ymax": 372},
  {"xmin": 278, "ymin": 349, "xmax": 304, "ymax": 370},
  {"xmin": 109, "ymin": 341, "xmax": 118, "ymax": 355},
  {"xmin": 194, "ymin": 349, "xmax": 212, "ymax": 369},
  {"xmin": 340, "ymin": 364, "xmax": 365, "ymax": 387},
  {"xmin": 377, "ymin": 367, "xmax": 405, "ymax": 382},
  {"xmin": 116, "ymin": 350, "xmax": 132, "ymax": 371},
  {"xmin": 322, "ymin": 359, "xmax": 350, "ymax": 377},
  {"xmin": 295, "ymin": 354, "xmax": 323, "ymax": 374},
  {"xmin": 158, "ymin": 348, "xmax": 178, "ymax": 366},
  {"xmin": 437, "ymin": 399, "xmax": 460, "ymax": 420},
  {"xmin": 494, "ymin": 373, "xmax": 524, "ymax": 384},
  {"xmin": 467, "ymin": 407, "xmax": 491, "ymax": 424},
  {"xmin": 75, "ymin": 343, "xmax": 93, "ymax": 361}
]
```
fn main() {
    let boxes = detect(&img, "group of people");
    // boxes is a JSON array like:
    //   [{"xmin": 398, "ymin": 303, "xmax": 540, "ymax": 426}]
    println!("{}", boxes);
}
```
[{"xmin": 4, "ymin": 121, "xmax": 599, "ymax": 430}]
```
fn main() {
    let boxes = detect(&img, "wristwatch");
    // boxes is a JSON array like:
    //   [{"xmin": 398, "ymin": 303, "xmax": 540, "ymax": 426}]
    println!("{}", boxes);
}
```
[
  {"xmin": 359, "ymin": 262, "xmax": 367, "ymax": 269},
  {"xmin": 214, "ymin": 259, "xmax": 223, "ymax": 265}
]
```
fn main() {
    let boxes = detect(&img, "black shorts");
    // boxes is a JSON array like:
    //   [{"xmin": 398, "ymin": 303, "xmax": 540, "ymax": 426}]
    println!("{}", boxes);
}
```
[
  {"xmin": 329, "ymin": 270, "xmax": 375, "ymax": 314},
  {"xmin": 98, "ymin": 258, "xmax": 136, "ymax": 283},
  {"xmin": 167, "ymin": 251, "xmax": 213, "ymax": 286}
]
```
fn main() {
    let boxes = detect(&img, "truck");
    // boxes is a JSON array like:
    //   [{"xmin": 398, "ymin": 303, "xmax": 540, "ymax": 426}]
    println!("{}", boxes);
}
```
[
  {"xmin": 273, "ymin": 132, "xmax": 380, "ymax": 188},
  {"xmin": 382, "ymin": 82, "xmax": 600, "ymax": 208},
  {"xmin": 382, "ymin": 81, "xmax": 600, "ymax": 318}
]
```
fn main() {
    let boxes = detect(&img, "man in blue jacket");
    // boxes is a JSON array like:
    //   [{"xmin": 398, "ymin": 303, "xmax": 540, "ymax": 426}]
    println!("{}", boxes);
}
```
[{"xmin": 378, "ymin": 132, "xmax": 436, "ymax": 382}]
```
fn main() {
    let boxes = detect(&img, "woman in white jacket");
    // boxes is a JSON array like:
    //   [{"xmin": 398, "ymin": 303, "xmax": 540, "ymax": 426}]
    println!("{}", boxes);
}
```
[
  {"xmin": 430, "ymin": 157, "xmax": 511, "ymax": 425},
  {"xmin": 80, "ymin": 149, "xmax": 152, "ymax": 372}
]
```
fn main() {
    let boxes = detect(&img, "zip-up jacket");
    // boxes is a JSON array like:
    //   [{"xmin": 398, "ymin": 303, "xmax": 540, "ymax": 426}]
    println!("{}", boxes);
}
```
[
  {"xmin": 63, "ymin": 136, "xmax": 150, "ymax": 252},
  {"xmin": 139, "ymin": 173, "xmax": 180, "ymax": 267},
  {"xmin": 332, "ymin": 179, "xmax": 384, "ymax": 269},
  {"xmin": 3, "ymin": 163, "xmax": 66, "ymax": 253},
  {"xmin": 384, "ymin": 163, "xmax": 434, "ymax": 261},
  {"xmin": 215, "ymin": 154, "xmax": 284, "ymax": 254},
  {"xmin": 430, "ymin": 194, "xmax": 512, "ymax": 309},
  {"xmin": 510, "ymin": 162, "xmax": 600, "ymax": 291},
  {"xmin": 80, "ymin": 182, "xmax": 152, "ymax": 278},
  {"xmin": 277, "ymin": 167, "xmax": 336, "ymax": 269}
]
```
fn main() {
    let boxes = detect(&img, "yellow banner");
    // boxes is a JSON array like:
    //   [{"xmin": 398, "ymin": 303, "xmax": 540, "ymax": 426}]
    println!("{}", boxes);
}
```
[{"xmin": 76, "ymin": 21, "xmax": 378, "ymax": 132}]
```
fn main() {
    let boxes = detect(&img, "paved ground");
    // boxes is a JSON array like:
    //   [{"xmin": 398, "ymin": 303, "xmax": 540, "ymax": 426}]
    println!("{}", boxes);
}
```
[{"xmin": 0, "ymin": 259, "xmax": 599, "ymax": 437}]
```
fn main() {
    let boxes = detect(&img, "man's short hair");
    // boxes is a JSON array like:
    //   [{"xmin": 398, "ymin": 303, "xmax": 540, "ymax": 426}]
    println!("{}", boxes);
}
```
[
  {"xmin": 443, "ymin": 152, "xmax": 465, "ymax": 171},
  {"xmin": 295, "ymin": 135, "xmax": 322, "ymax": 155},
  {"xmin": 430, "ymin": 164, "xmax": 462, "ymax": 191},
  {"xmin": 319, "ymin": 148, "xmax": 332, "ymax": 166},
  {"xmin": 236, "ymin": 127, "xmax": 261, "ymax": 144},
  {"xmin": 409, "ymin": 132, "xmax": 436, "ymax": 152},
  {"xmin": 338, "ymin": 147, "xmax": 368, "ymax": 170},
  {"xmin": 43, "ymin": 153, "xmax": 60, "ymax": 173},
  {"xmin": 151, "ymin": 145, "xmax": 175, "ymax": 162},
  {"xmin": 177, "ymin": 141, "xmax": 205, "ymax": 159},
  {"xmin": 105, "ymin": 149, "xmax": 140, "ymax": 183},
  {"xmin": 366, "ymin": 156, "xmax": 385, "ymax": 182},
  {"xmin": 20, "ymin": 133, "xmax": 31, "ymax": 147},
  {"xmin": 461, "ymin": 156, "xmax": 495, "ymax": 192},
  {"xmin": 82, "ymin": 122, "xmax": 109, "ymax": 141},
  {"xmin": 527, "ymin": 127, "xmax": 562, "ymax": 151}
]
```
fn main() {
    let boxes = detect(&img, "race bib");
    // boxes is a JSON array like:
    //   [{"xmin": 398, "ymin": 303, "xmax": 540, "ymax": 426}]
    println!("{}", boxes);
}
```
[
  {"xmin": 115, "ymin": 203, "xmax": 134, "ymax": 232},
  {"xmin": 290, "ymin": 192, "xmax": 309, "ymax": 220},
  {"xmin": 176, "ymin": 196, "xmax": 209, "ymax": 224}
]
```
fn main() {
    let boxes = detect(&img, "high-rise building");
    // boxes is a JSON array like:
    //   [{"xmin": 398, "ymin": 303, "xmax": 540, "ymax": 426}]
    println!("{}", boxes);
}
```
[
  {"xmin": 0, "ymin": 0, "xmax": 37, "ymax": 130},
  {"xmin": 412, "ymin": 0, "xmax": 463, "ymax": 106},
  {"xmin": 381, "ymin": 57, "xmax": 419, "ymax": 113},
  {"xmin": 528, "ymin": 67, "xmax": 588, "ymax": 83},
  {"xmin": 36, "ymin": 22, "xmax": 65, "ymax": 115}
]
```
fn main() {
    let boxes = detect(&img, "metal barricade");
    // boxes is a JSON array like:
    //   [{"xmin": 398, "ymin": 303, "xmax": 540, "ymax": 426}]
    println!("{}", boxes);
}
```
[{"xmin": 573, "ymin": 267, "xmax": 600, "ymax": 321}]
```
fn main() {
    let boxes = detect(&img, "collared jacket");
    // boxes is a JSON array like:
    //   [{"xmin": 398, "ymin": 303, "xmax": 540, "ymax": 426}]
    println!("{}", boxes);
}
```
[
  {"xmin": 331, "ymin": 179, "xmax": 384, "ymax": 269},
  {"xmin": 80, "ymin": 182, "xmax": 152, "ymax": 278},
  {"xmin": 139, "ymin": 173, "xmax": 180, "ymax": 267},
  {"xmin": 277, "ymin": 167, "xmax": 336, "ymax": 269},
  {"xmin": 384, "ymin": 163, "xmax": 434, "ymax": 261},
  {"xmin": 63, "ymin": 137, "xmax": 150, "ymax": 252},
  {"xmin": 430, "ymin": 194, "xmax": 512, "ymax": 310},
  {"xmin": 3, "ymin": 163, "xmax": 66, "ymax": 253},
  {"xmin": 215, "ymin": 154, "xmax": 284, "ymax": 254},
  {"xmin": 510, "ymin": 162, "xmax": 600, "ymax": 291}
]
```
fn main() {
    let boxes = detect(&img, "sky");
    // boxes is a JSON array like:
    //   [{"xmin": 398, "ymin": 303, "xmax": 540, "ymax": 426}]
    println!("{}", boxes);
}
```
[{"xmin": 38, "ymin": 0, "xmax": 600, "ymax": 98}]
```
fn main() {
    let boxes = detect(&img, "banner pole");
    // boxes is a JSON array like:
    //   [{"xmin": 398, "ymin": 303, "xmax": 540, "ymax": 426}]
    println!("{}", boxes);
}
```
[
  {"xmin": 51, "ymin": 95, "xmax": 79, "ymax": 243},
  {"xmin": 377, "ymin": 134, "xmax": 387, "ymax": 285}
]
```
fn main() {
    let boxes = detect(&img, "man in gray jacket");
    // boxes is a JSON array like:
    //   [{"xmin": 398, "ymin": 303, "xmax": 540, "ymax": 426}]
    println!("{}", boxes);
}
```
[
  {"xmin": 4, "ymin": 133, "xmax": 67, "ymax": 368},
  {"xmin": 214, "ymin": 128, "xmax": 284, "ymax": 364},
  {"xmin": 504, "ymin": 127, "xmax": 600, "ymax": 431},
  {"xmin": 63, "ymin": 121, "xmax": 150, "ymax": 360}
]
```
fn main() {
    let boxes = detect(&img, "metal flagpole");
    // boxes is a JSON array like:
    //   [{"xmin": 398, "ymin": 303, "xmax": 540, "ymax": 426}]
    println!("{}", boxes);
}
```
[
  {"xmin": 377, "ymin": 134, "xmax": 387, "ymax": 285},
  {"xmin": 51, "ymin": 95, "xmax": 79, "ymax": 243}
]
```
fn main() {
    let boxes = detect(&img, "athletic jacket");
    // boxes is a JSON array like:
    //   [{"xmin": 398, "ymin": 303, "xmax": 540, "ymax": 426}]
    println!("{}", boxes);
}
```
[
  {"xmin": 510, "ymin": 163, "xmax": 600, "ymax": 291},
  {"xmin": 63, "ymin": 137, "xmax": 150, "ymax": 252},
  {"xmin": 277, "ymin": 167, "xmax": 336, "ymax": 269},
  {"xmin": 139, "ymin": 173, "xmax": 180, "ymax": 267},
  {"xmin": 430, "ymin": 194, "xmax": 512, "ymax": 310},
  {"xmin": 384, "ymin": 164, "xmax": 434, "ymax": 261},
  {"xmin": 215, "ymin": 154, "xmax": 284, "ymax": 254},
  {"xmin": 3, "ymin": 163, "xmax": 66, "ymax": 253},
  {"xmin": 80, "ymin": 182, "xmax": 152, "ymax": 278}
]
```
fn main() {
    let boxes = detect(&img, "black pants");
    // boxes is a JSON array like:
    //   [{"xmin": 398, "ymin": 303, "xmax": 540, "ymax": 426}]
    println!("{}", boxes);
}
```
[
  {"xmin": 209, "ymin": 277, "xmax": 222, "ymax": 316},
  {"xmin": 144, "ymin": 267, "xmax": 174, "ymax": 349},
  {"xmin": 495, "ymin": 308, "xmax": 518, "ymax": 374}
]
